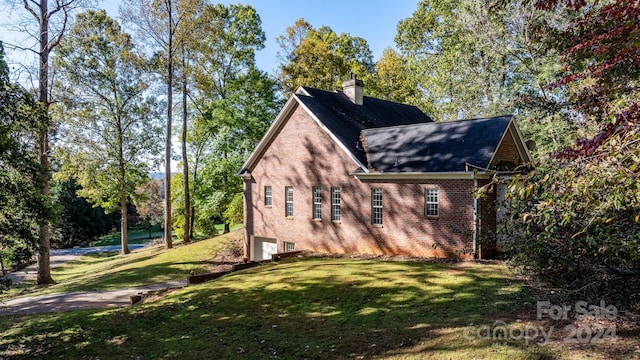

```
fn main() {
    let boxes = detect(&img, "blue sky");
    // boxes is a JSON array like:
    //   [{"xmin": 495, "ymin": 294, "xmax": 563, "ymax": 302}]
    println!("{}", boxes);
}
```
[
  {"xmin": 2, "ymin": 1, "xmax": 419, "ymax": 77},
  {"xmin": 102, "ymin": 0, "xmax": 419, "ymax": 74},
  {"xmin": 0, "ymin": 1, "xmax": 418, "ymax": 171}
]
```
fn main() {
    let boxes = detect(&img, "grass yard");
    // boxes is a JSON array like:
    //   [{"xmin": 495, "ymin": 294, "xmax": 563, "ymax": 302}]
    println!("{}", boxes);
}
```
[
  {"xmin": 90, "ymin": 224, "xmax": 242, "ymax": 247},
  {"xmin": 1, "ymin": 232, "xmax": 637, "ymax": 359},
  {"xmin": 2, "ymin": 231, "xmax": 243, "ymax": 299},
  {"xmin": 89, "ymin": 228, "xmax": 165, "ymax": 247}
]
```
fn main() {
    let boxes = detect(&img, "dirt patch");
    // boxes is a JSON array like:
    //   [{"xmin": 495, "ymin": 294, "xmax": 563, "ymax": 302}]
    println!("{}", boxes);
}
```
[
  {"xmin": 140, "ymin": 287, "xmax": 182, "ymax": 304},
  {"xmin": 536, "ymin": 314, "xmax": 640, "ymax": 358},
  {"xmin": 200, "ymin": 231, "xmax": 244, "ymax": 274}
]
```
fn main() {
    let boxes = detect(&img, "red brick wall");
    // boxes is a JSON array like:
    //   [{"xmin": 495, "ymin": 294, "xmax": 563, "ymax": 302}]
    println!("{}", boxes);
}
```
[{"xmin": 244, "ymin": 104, "xmax": 493, "ymax": 259}]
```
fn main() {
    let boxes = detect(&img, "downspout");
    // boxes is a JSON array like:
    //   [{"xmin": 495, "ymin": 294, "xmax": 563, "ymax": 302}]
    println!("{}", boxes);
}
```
[
  {"xmin": 240, "ymin": 171, "xmax": 253, "ymax": 261},
  {"xmin": 472, "ymin": 174, "xmax": 479, "ymax": 259}
]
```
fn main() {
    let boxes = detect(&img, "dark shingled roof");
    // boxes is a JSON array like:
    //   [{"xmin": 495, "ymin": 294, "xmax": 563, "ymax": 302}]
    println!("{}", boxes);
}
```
[
  {"xmin": 296, "ymin": 87, "xmax": 433, "ymax": 166},
  {"xmin": 361, "ymin": 115, "xmax": 513, "ymax": 172}
]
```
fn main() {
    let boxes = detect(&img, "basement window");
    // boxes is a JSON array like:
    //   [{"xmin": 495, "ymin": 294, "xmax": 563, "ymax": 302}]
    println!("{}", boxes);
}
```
[{"xmin": 284, "ymin": 241, "xmax": 295, "ymax": 252}]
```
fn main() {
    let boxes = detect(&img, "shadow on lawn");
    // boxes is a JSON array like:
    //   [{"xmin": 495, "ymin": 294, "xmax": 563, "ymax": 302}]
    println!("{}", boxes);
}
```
[
  {"xmin": 46, "ymin": 253, "xmax": 186, "ymax": 292},
  {"xmin": 3, "ymin": 259, "xmax": 635, "ymax": 359},
  {"xmin": 0, "ymin": 259, "xmax": 557, "ymax": 359}
]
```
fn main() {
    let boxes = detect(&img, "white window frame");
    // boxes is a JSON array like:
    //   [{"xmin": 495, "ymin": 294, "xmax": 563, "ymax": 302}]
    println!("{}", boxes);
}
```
[
  {"xmin": 264, "ymin": 186, "xmax": 272, "ymax": 206},
  {"xmin": 425, "ymin": 188, "xmax": 439, "ymax": 217},
  {"xmin": 331, "ymin": 187, "xmax": 341, "ymax": 221},
  {"xmin": 285, "ymin": 186, "xmax": 293, "ymax": 217},
  {"xmin": 284, "ymin": 241, "xmax": 295, "ymax": 252},
  {"xmin": 312, "ymin": 186, "xmax": 322, "ymax": 220},
  {"xmin": 371, "ymin": 188, "xmax": 383, "ymax": 225}
]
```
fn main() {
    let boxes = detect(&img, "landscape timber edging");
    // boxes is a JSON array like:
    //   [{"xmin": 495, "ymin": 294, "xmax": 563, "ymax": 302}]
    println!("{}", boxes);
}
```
[{"xmin": 186, "ymin": 251, "xmax": 307, "ymax": 285}]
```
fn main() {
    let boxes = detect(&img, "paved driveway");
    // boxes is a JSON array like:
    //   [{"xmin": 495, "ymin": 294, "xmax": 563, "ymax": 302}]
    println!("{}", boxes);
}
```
[
  {"xmin": 4, "ymin": 244, "xmax": 149, "ymax": 284},
  {"xmin": 0, "ymin": 243, "xmax": 188, "ymax": 315},
  {"xmin": 0, "ymin": 280, "xmax": 185, "ymax": 315}
]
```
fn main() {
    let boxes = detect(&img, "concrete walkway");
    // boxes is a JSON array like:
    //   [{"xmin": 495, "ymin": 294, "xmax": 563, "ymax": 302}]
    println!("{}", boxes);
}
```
[
  {"xmin": 0, "ymin": 280, "xmax": 185, "ymax": 315},
  {"xmin": 0, "ymin": 243, "xmax": 187, "ymax": 316}
]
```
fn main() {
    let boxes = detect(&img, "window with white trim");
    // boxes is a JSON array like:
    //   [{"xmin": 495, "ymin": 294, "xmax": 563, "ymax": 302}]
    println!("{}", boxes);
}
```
[
  {"xmin": 331, "ymin": 187, "xmax": 341, "ymax": 221},
  {"xmin": 284, "ymin": 241, "xmax": 295, "ymax": 252},
  {"xmin": 425, "ymin": 188, "xmax": 439, "ymax": 217},
  {"xmin": 312, "ymin": 186, "xmax": 322, "ymax": 220},
  {"xmin": 285, "ymin": 186, "xmax": 293, "ymax": 217},
  {"xmin": 264, "ymin": 186, "xmax": 272, "ymax": 206},
  {"xmin": 371, "ymin": 188, "xmax": 383, "ymax": 225}
]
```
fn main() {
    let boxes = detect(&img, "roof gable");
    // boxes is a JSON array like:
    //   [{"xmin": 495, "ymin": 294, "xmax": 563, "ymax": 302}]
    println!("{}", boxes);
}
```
[
  {"xmin": 240, "ymin": 86, "xmax": 433, "ymax": 174},
  {"xmin": 295, "ymin": 87, "xmax": 433, "ymax": 167},
  {"xmin": 361, "ymin": 115, "xmax": 517, "ymax": 173}
]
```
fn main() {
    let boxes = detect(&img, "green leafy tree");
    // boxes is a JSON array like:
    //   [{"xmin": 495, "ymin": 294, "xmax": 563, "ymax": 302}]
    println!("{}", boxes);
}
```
[
  {"xmin": 396, "ymin": 0, "xmax": 509, "ymax": 120},
  {"xmin": 502, "ymin": 0, "xmax": 640, "ymax": 305},
  {"xmin": 185, "ymin": 112, "xmax": 212, "ymax": 237},
  {"xmin": 3, "ymin": 0, "xmax": 92, "ymax": 284},
  {"xmin": 367, "ymin": 48, "xmax": 430, "ymax": 112},
  {"xmin": 0, "ymin": 42, "xmax": 50, "ymax": 275},
  {"xmin": 169, "ymin": 173, "xmax": 193, "ymax": 239},
  {"xmin": 195, "ymin": 69, "xmax": 280, "ymax": 234},
  {"xmin": 393, "ymin": 0, "xmax": 579, "ymax": 162},
  {"xmin": 135, "ymin": 179, "xmax": 165, "ymax": 239},
  {"xmin": 120, "ymin": 0, "xmax": 199, "ymax": 249},
  {"xmin": 53, "ymin": 10, "xmax": 162, "ymax": 255},
  {"xmin": 277, "ymin": 18, "xmax": 375, "ymax": 93},
  {"xmin": 51, "ymin": 178, "xmax": 118, "ymax": 248},
  {"xmin": 395, "ymin": 1, "xmax": 565, "ymax": 123},
  {"xmin": 187, "ymin": 4, "xmax": 278, "ymax": 234}
]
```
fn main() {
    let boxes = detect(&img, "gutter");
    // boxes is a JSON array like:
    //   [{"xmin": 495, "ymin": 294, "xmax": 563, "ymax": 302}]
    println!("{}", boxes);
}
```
[{"xmin": 352, "ymin": 171, "xmax": 492, "ymax": 180}]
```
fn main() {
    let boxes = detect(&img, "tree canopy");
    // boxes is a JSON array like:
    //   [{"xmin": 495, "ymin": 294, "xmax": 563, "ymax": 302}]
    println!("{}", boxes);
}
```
[
  {"xmin": 53, "ymin": 10, "xmax": 162, "ymax": 255},
  {"xmin": 188, "ymin": 4, "xmax": 279, "ymax": 234},
  {"xmin": 0, "ymin": 42, "xmax": 50, "ymax": 272},
  {"xmin": 276, "ymin": 18, "xmax": 374, "ymax": 94},
  {"xmin": 501, "ymin": 0, "xmax": 640, "ymax": 304}
]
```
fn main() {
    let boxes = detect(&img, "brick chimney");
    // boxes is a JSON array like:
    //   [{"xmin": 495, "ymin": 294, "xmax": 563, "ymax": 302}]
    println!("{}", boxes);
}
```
[{"xmin": 342, "ymin": 73, "xmax": 364, "ymax": 105}]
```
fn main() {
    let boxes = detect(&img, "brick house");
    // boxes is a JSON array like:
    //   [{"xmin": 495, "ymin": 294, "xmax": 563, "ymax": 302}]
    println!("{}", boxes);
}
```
[{"xmin": 238, "ymin": 77, "xmax": 532, "ymax": 261}]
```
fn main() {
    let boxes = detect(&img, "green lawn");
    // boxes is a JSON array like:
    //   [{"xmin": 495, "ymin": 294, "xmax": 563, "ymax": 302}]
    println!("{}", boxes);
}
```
[
  {"xmin": 1, "ymin": 233, "xmax": 636, "ymax": 359},
  {"xmin": 90, "ymin": 224, "xmax": 242, "ymax": 247},
  {"xmin": 2, "ymin": 231, "xmax": 243, "ymax": 299},
  {"xmin": 89, "ymin": 228, "xmax": 165, "ymax": 247}
]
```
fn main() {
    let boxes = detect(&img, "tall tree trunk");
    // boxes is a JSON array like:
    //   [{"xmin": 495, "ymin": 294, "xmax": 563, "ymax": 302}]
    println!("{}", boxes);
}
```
[
  {"xmin": 163, "ymin": 1, "xmax": 174, "ymax": 249},
  {"xmin": 222, "ymin": 143, "xmax": 230, "ymax": 235},
  {"xmin": 117, "ymin": 114, "xmax": 130, "ymax": 255},
  {"xmin": 1, "ymin": 253, "xmax": 6, "ymax": 275},
  {"xmin": 36, "ymin": 0, "xmax": 54, "ymax": 285},
  {"xmin": 190, "ymin": 152, "xmax": 199, "ymax": 239},
  {"xmin": 181, "ymin": 45, "xmax": 191, "ymax": 243},
  {"xmin": 120, "ymin": 193, "xmax": 130, "ymax": 255}
]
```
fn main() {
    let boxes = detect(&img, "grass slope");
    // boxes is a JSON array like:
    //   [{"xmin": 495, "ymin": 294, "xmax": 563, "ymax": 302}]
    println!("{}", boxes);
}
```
[
  {"xmin": 1, "ymin": 232, "xmax": 635, "ymax": 359},
  {"xmin": 89, "ymin": 224, "xmax": 242, "ymax": 247},
  {"xmin": 4, "ymin": 231, "xmax": 242, "ymax": 299},
  {"xmin": 89, "ymin": 228, "xmax": 164, "ymax": 247},
  {"xmin": 1, "ymin": 254, "xmax": 555, "ymax": 359}
]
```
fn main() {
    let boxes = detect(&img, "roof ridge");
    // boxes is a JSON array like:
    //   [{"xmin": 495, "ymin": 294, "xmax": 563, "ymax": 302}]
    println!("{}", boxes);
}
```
[
  {"xmin": 301, "ymin": 86, "xmax": 427, "ymax": 110},
  {"xmin": 362, "ymin": 115, "xmax": 512, "ymax": 133}
]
